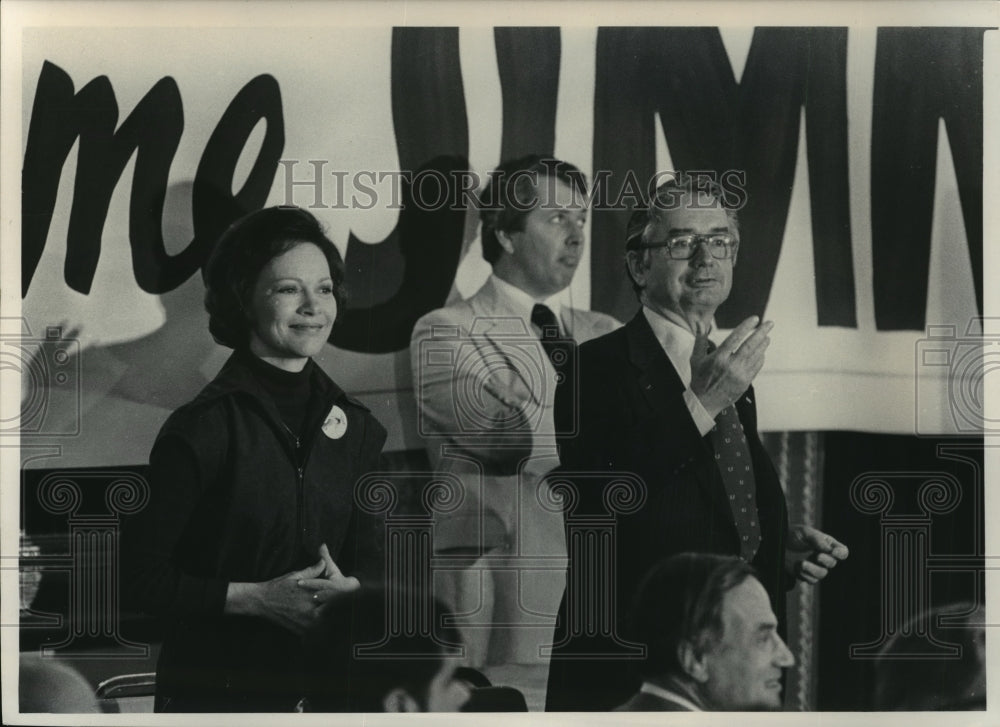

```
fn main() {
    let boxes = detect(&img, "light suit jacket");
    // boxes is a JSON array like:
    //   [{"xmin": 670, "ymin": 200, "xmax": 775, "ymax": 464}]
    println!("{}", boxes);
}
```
[
  {"xmin": 410, "ymin": 276, "xmax": 619, "ymax": 664},
  {"xmin": 410, "ymin": 276, "xmax": 620, "ymax": 552}
]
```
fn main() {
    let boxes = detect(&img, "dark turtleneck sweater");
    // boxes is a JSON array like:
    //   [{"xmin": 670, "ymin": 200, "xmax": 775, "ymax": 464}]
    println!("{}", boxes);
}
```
[
  {"xmin": 241, "ymin": 351, "xmax": 314, "ymax": 438},
  {"xmin": 123, "ymin": 346, "xmax": 389, "ymax": 712}
]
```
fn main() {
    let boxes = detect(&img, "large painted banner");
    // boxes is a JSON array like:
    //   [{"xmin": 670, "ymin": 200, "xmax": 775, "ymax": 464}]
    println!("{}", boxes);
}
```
[{"xmin": 8, "ymin": 18, "xmax": 993, "ymax": 468}]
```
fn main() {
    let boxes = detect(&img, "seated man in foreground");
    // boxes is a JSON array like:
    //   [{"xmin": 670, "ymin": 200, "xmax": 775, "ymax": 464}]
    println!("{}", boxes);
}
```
[
  {"xmin": 301, "ymin": 587, "xmax": 471, "ymax": 713},
  {"xmin": 616, "ymin": 552, "xmax": 794, "ymax": 712}
]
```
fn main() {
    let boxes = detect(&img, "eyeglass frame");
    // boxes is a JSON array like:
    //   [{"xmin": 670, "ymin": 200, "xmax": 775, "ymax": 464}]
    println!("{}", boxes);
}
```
[{"xmin": 629, "ymin": 232, "xmax": 739, "ymax": 260}]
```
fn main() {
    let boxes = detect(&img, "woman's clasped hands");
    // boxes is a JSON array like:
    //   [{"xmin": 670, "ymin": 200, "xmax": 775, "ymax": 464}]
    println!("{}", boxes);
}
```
[{"xmin": 248, "ymin": 544, "xmax": 361, "ymax": 635}]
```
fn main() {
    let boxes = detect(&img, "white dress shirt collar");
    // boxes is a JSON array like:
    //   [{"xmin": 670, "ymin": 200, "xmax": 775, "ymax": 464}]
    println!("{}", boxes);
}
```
[
  {"xmin": 639, "ymin": 681, "xmax": 704, "ymax": 712},
  {"xmin": 641, "ymin": 306, "xmax": 719, "ymax": 436},
  {"xmin": 642, "ymin": 305, "xmax": 715, "ymax": 387},
  {"xmin": 491, "ymin": 274, "xmax": 564, "ymax": 330}
]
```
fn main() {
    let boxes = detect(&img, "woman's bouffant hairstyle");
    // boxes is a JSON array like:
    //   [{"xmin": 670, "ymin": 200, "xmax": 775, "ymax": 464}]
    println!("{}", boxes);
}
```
[{"xmin": 202, "ymin": 206, "xmax": 347, "ymax": 349}]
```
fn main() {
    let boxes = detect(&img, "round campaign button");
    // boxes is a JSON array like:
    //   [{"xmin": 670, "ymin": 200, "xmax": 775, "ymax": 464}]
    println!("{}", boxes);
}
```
[{"xmin": 322, "ymin": 405, "xmax": 348, "ymax": 439}]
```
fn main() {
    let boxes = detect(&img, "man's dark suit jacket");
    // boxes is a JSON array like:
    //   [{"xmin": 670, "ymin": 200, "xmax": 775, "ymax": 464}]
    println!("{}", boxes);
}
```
[{"xmin": 544, "ymin": 311, "xmax": 789, "ymax": 711}]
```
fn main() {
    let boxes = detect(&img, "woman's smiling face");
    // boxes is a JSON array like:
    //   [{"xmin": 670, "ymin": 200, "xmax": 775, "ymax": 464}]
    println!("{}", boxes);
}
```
[{"xmin": 248, "ymin": 242, "xmax": 337, "ymax": 371}]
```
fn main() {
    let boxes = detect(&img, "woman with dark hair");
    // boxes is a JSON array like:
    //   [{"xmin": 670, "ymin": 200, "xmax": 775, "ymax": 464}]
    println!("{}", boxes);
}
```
[{"xmin": 123, "ymin": 206, "xmax": 387, "ymax": 712}]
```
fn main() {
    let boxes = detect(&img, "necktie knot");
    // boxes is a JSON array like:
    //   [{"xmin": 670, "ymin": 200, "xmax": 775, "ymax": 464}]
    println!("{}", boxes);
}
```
[{"xmin": 531, "ymin": 304, "xmax": 561, "ymax": 339}]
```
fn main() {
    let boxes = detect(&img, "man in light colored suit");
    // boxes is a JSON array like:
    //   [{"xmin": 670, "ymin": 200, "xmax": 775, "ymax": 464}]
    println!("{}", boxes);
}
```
[
  {"xmin": 410, "ymin": 155, "xmax": 620, "ymax": 668},
  {"xmin": 616, "ymin": 553, "xmax": 794, "ymax": 712}
]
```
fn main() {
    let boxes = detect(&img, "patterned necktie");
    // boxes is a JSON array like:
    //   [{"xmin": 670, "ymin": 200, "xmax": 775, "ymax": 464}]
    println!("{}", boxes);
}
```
[{"xmin": 704, "ymin": 340, "xmax": 762, "ymax": 562}]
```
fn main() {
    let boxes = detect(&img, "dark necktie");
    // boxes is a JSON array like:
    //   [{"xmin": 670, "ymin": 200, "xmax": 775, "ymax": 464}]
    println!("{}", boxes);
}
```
[
  {"xmin": 531, "ymin": 304, "xmax": 575, "ymax": 420},
  {"xmin": 531, "ymin": 303, "xmax": 562, "ymax": 357},
  {"xmin": 704, "ymin": 341, "xmax": 762, "ymax": 562}
]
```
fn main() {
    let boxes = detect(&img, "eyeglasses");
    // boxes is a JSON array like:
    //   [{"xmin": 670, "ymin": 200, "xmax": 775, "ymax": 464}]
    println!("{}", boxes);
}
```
[{"xmin": 637, "ymin": 233, "xmax": 738, "ymax": 260}]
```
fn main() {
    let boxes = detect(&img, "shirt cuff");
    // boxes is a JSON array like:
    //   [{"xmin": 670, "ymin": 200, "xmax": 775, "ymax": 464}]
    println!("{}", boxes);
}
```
[{"xmin": 684, "ymin": 390, "xmax": 717, "ymax": 436}]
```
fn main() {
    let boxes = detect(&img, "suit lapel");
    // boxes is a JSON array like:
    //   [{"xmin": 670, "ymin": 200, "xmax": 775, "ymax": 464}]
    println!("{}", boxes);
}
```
[
  {"xmin": 468, "ymin": 278, "xmax": 552, "ymax": 407},
  {"xmin": 624, "ymin": 312, "xmax": 735, "ymax": 529},
  {"xmin": 735, "ymin": 387, "xmax": 756, "ymax": 432},
  {"xmin": 624, "ymin": 312, "xmax": 689, "ymax": 422},
  {"xmin": 558, "ymin": 308, "xmax": 575, "ymax": 341},
  {"xmin": 560, "ymin": 307, "xmax": 592, "ymax": 342}
]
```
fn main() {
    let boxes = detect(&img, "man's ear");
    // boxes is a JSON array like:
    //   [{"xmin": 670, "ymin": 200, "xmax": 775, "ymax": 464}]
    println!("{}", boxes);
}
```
[
  {"xmin": 381, "ymin": 688, "xmax": 421, "ymax": 713},
  {"xmin": 625, "ymin": 250, "xmax": 647, "ymax": 289},
  {"xmin": 496, "ymin": 228, "xmax": 516, "ymax": 255},
  {"xmin": 678, "ymin": 639, "xmax": 709, "ymax": 683}
]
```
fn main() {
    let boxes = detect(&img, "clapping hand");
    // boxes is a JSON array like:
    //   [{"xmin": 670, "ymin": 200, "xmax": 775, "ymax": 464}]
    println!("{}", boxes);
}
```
[
  {"xmin": 785, "ymin": 524, "xmax": 849, "ymax": 585},
  {"xmin": 689, "ymin": 316, "xmax": 773, "ymax": 418}
]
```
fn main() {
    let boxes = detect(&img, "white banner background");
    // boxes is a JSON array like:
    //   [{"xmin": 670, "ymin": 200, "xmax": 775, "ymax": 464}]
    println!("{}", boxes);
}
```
[{"xmin": 5, "ymin": 15, "xmax": 996, "ymax": 469}]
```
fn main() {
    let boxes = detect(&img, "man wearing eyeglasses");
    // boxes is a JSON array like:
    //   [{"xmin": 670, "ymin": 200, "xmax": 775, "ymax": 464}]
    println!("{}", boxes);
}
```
[{"xmin": 544, "ymin": 177, "xmax": 848, "ymax": 711}]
